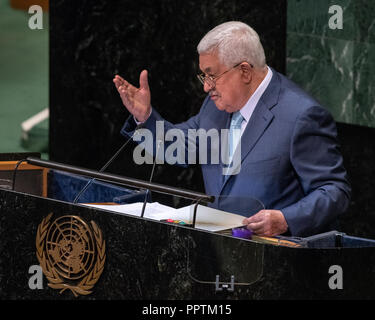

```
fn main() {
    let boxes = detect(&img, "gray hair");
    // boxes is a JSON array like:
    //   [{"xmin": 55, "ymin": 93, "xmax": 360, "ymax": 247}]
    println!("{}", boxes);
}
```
[{"xmin": 197, "ymin": 21, "xmax": 266, "ymax": 69}]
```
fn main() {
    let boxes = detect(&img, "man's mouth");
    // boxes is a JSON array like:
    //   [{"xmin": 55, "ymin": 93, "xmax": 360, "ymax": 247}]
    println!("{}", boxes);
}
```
[{"xmin": 210, "ymin": 93, "xmax": 220, "ymax": 100}]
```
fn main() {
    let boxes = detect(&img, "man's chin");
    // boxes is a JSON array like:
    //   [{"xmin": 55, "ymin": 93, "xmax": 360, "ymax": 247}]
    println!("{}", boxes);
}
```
[
  {"xmin": 214, "ymin": 102, "xmax": 232, "ymax": 113},
  {"xmin": 212, "ymin": 97, "xmax": 234, "ymax": 112},
  {"xmin": 213, "ymin": 100, "xmax": 225, "ymax": 111}
]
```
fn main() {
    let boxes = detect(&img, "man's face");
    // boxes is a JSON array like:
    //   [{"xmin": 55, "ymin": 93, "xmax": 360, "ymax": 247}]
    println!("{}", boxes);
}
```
[{"xmin": 199, "ymin": 53, "xmax": 244, "ymax": 113}]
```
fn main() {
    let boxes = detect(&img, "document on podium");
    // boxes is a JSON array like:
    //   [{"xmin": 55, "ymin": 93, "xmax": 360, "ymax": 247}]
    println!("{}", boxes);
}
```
[{"xmin": 82, "ymin": 202, "xmax": 245, "ymax": 232}]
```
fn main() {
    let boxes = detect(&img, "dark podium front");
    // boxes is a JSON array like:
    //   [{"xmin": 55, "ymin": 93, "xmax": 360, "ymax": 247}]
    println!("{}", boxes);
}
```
[{"xmin": 1, "ymin": 157, "xmax": 375, "ymax": 300}]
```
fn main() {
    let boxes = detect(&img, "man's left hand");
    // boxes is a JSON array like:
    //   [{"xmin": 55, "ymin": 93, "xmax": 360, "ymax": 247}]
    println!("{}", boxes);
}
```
[{"xmin": 242, "ymin": 210, "xmax": 288, "ymax": 237}]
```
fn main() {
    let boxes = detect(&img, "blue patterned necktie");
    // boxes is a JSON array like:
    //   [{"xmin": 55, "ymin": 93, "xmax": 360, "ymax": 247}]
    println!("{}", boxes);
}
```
[{"xmin": 228, "ymin": 111, "xmax": 244, "ymax": 164}]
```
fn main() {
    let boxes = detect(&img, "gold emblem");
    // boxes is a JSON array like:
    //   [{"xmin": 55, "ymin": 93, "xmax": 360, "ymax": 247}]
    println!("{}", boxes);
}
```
[{"xmin": 36, "ymin": 214, "xmax": 106, "ymax": 297}]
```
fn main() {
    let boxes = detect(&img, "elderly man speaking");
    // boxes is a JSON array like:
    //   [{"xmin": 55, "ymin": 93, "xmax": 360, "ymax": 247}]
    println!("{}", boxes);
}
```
[{"xmin": 113, "ymin": 21, "xmax": 351, "ymax": 237}]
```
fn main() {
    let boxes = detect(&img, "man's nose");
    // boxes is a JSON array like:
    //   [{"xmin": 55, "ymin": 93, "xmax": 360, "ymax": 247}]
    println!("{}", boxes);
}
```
[{"xmin": 203, "ymin": 80, "xmax": 214, "ymax": 93}]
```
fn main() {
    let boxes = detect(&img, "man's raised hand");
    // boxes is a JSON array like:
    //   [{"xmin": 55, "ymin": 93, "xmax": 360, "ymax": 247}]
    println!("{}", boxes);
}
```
[{"xmin": 113, "ymin": 70, "xmax": 151, "ymax": 122}]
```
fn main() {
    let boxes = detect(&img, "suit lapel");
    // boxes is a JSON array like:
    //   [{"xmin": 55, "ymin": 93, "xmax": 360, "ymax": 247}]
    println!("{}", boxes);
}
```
[{"xmin": 238, "ymin": 100, "xmax": 275, "ymax": 163}]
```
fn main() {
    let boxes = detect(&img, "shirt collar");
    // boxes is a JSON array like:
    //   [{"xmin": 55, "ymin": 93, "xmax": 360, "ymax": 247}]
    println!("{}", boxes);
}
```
[{"xmin": 239, "ymin": 66, "xmax": 273, "ymax": 123}]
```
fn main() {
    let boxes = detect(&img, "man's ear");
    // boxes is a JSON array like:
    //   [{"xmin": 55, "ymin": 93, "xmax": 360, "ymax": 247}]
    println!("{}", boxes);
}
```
[{"xmin": 239, "ymin": 62, "xmax": 253, "ymax": 84}]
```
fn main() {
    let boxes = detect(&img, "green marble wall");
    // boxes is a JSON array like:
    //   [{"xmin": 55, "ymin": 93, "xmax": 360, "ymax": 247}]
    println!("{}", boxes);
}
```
[{"xmin": 287, "ymin": 0, "xmax": 375, "ymax": 128}]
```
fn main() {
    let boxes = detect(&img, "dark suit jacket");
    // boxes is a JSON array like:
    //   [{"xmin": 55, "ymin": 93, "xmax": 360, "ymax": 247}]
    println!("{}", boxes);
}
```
[{"xmin": 121, "ymin": 68, "xmax": 351, "ymax": 237}]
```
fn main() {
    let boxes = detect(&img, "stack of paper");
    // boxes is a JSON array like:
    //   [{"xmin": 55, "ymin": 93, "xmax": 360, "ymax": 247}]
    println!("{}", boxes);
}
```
[{"xmin": 81, "ymin": 202, "xmax": 244, "ymax": 232}]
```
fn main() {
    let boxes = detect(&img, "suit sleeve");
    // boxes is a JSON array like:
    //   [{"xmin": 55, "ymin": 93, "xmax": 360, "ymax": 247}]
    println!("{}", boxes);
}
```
[
  {"xmin": 120, "ymin": 95, "xmax": 211, "ymax": 166},
  {"xmin": 281, "ymin": 106, "xmax": 351, "ymax": 237}
]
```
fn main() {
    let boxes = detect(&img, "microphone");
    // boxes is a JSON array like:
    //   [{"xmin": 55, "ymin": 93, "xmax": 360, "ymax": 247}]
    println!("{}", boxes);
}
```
[
  {"xmin": 73, "ymin": 124, "xmax": 144, "ymax": 204},
  {"xmin": 12, "ymin": 153, "xmax": 42, "ymax": 192},
  {"xmin": 140, "ymin": 139, "xmax": 162, "ymax": 218},
  {"xmin": 11, "ymin": 159, "xmax": 28, "ymax": 191}
]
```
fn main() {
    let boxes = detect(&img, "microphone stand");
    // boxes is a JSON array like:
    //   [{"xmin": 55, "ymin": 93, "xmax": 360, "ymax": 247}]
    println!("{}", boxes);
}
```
[
  {"xmin": 140, "ymin": 139, "xmax": 162, "ymax": 218},
  {"xmin": 73, "ymin": 126, "xmax": 141, "ymax": 204}
]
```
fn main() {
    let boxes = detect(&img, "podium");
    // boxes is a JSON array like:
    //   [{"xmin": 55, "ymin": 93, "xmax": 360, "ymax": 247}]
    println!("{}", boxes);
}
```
[{"xmin": 1, "ymin": 153, "xmax": 375, "ymax": 300}]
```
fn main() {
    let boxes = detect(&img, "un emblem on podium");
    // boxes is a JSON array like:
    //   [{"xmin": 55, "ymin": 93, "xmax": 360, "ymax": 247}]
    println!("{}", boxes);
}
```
[{"xmin": 36, "ymin": 214, "xmax": 106, "ymax": 297}]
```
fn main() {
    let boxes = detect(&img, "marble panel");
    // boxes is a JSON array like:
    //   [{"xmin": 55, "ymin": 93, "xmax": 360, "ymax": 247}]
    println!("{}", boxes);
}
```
[
  {"xmin": 287, "ymin": 0, "xmax": 354, "ymax": 40},
  {"xmin": 353, "ymin": 42, "xmax": 375, "ymax": 126},
  {"xmin": 287, "ymin": 0, "xmax": 375, "ymax": 128},
  {"xmin": 287, "ymin": 32, "xmax": 354, "ymax": 123}
]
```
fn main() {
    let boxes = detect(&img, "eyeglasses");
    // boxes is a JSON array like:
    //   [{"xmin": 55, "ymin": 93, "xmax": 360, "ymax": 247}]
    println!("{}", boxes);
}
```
[{"xmin": 197, "ymin": 62, "xmax": 242, "ymax": 88}]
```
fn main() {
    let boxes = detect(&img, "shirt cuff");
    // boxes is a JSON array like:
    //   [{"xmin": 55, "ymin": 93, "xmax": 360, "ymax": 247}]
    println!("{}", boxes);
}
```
[{"xmin": 133, "ymin": 108, "xmax": 152, "ymax": 125}]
